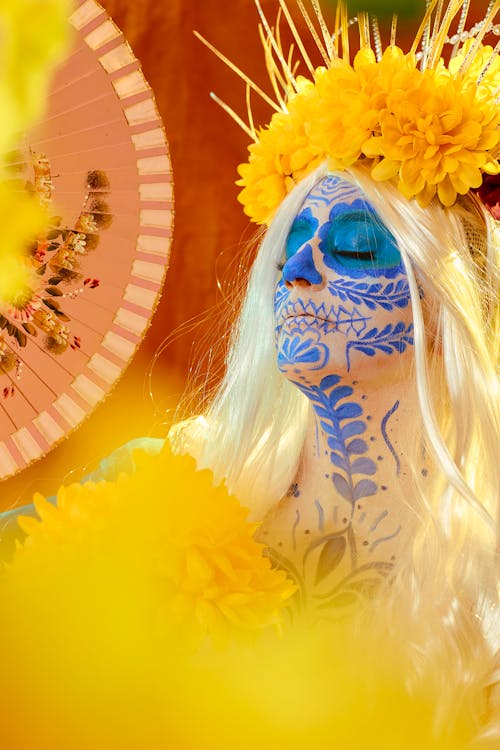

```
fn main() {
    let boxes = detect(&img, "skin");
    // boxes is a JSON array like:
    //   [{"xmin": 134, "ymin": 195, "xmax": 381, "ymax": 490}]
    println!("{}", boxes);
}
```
[{"xmin": 257, "ymin": 175, "xmax": 424, "ymax": 615}]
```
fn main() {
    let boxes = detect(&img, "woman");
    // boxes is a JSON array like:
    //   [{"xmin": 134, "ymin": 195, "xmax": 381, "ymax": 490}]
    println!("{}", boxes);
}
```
[
  {"xmin": 0, "ymin": 0, "xmax": 498, "ymax": 741},
  {"xmin": 172, "ymin": 1, "xmax": 500, "ymax": 736},
  {"xmin": 172, "ymin": 160, "xmax": 499, "ymax": 733}
]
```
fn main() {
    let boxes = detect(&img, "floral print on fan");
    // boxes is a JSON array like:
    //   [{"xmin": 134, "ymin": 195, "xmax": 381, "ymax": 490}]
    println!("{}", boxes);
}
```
[{"xmin": 0, "ymin": 151, "xmax": 111, "ymax": 399}]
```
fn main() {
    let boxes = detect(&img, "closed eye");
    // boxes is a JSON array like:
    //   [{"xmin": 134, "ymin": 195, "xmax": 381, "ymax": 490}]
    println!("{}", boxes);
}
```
[{"xmin": 335, "ymin": 249, "xmax": 375, "ymax": 261}]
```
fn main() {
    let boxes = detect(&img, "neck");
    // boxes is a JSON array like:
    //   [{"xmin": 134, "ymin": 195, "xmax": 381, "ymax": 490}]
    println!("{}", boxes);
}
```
[
  {"xmin": 258, "ymin": 365, "xmax": 422, "ymax": 613},
  {"xmin": 298, "ymin": 369, "xmax": 419, "ymax": 512}
]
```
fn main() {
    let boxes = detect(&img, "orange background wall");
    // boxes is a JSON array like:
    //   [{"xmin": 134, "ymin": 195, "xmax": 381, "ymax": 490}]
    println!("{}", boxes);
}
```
[{"xmin": 0, "ymin": 0, "xmax": 488, "ymax": 507}]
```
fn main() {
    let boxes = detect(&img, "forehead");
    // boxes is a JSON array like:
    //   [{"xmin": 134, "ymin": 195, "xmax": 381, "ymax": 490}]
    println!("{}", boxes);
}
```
[{"xmin": 299, "ymin": 175, "xmax": 376, "ymax": 220}]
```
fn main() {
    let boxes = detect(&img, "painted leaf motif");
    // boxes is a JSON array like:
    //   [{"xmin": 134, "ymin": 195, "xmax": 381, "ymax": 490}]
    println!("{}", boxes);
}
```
[
  {"xmin": 328, "ymin": 278, "xmax": 410, "ymax": 312},
  {"xmin": 379, "ymin": 300, "xmax": 393, "ymax": 311},
  {"xmin": 329, "ymin": 451, "xmax": 348, "ymax": 471},
  {"xmin": 315, "ymin": 410, "xmax": 331, "ymax": 424},
  {"xmin": 377, "ymin": 344, "xmax": 394, "ymax": 354},
  {"xmin": 346, "ymin": 438, "xmax": 368, "ymax": 455},
  {"xmin": 335, "ymin": 402, "xmax": 363, "ymax": 420},
  {"xmin": 327, "ymin": 435, "xmax": 343, "ymax": 452},
  {"xmin": 332, "ymin": 472, "xmax": 352, "ymax": 500},
  {"xmin": 319, "ymin": 591, "xmax": 358, "ymax": 609},
  {"xmin": 352, "ymin": 345, "xmax": 376, "ymax": 356},
  {"xmin": 377, "ymin": 323, "xmax": 393, "ymax": 338},
  {"xmin": 350, "ymin": 457, "xmax": 377, "ymax": 475},
  {"xmin": 314, "ymin": 536, "xmax": 346, "ymax": 585},
  {"xmin": 353, "ymin": 479, "xmax": 378, "ymax": 500},
  {"xmin": 327, "ymin": 385, "xmax": 353, "ymax": 408},
  {"xmin": 321, "ymin": 420, "xmax": 339, "ymax": 437},
  {"xmin": 321, "ymin": 374, "xmax": 341, "ymax": 389},
  {"xmin": 341, "ymin": 421, "xmax": 366, "ymax": 440},
  {"xmin": 395, "ymin": 298, "xmax": 409, "ymax": 309}
]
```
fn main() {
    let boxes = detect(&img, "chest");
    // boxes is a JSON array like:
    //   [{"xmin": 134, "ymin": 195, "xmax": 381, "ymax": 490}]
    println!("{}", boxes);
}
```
[{"xmin": 256, "ymin": 485, "xmax": 411, "ymax": 614}]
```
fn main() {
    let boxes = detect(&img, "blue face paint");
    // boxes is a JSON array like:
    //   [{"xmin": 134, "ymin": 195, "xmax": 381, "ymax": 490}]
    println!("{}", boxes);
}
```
[
  {"xmin": 283, "ymin": 181, "xmax": 404, "ymax": 280},
  {"xmin": 282, "ymin": 244, "xmax": 322, "ymax": 286},
  {"xmin": 268, "ymin": 176, "xmax": 411, "ymax": 610},
  {"xmin": 318, "ymin": 203, "xmax": 403, "ymax": 279},
  {"xmin": 275, "ymin": 175, "xmax": 413, "ymax": 380},
  {"xmin": 285, "ymin": 207, "xmax": 318, "ymax": 260}
]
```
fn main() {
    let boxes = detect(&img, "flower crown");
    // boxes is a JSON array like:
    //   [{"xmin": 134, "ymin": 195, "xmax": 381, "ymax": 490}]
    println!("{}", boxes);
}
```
[{"xmin": 198, "ymin": 0, "xmax": 500, "ymax": 226}]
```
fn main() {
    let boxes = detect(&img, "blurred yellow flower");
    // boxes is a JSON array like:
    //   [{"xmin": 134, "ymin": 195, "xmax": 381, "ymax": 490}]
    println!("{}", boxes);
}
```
[
  {"xmin": 12, "ymin": 444, "xmax": 296, "ymax": 647},
  {"xmin": 0, "ymin": 0, "xmax": 70, "ymax": 154},
  {"xmin": 0, "ymin": 446, "xmax": 482, "ymax": 750},
  {"xmin": 0, "ymin": 185, "xmax": 47, "ymax": 306},
  {"xmin": 0, "ymin": 0, "xmax": 70, "ymax": 308}
]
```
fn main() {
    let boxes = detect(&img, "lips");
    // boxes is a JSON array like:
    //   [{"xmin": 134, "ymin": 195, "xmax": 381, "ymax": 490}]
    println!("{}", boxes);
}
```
[
  {"xmin": 277, "ymin": 312, "xmax": 340, "ymax": 337},
  {"xmin": 284, "ymin": 312, "xmax": 334, "ymax": 325}
]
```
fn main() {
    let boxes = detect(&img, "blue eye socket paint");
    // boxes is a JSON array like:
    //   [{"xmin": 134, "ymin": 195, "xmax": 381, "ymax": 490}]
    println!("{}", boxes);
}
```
[
  {"xmin": 318, "ymin": 209, "xmax": 402, "ymax": 274},
  {"xmin": 313, "ymin": 199, "xmax": 404, "ymax": 279},
  {"xmin": 285, "ymin": 207, "xmax": 318, "ymax": 260},
  {"xmin": 283, "ymin": 188, "xmax": 404, "ymax": 279}
]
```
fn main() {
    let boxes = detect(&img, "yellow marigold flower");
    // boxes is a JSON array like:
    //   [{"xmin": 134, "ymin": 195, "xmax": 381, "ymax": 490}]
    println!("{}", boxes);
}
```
[
  {"xmin": 236, "ymin": 39, "xmax": 500, "ymax": 223},
  {"xmin": 307, "ymin": 60, "xmax": 372, "ymax": 170},
  {"xmin": 237, "ymin": 83, "xmax": 324, "ymax": 225},
  {"xmin": 9, "ymin": 443, "xmax": 296, "ymax": 648},
  {"xmin": 370, "ymin": 68, "xmax": 500, "ymax": 207},
  {"xmin": 450, "ymin": 41, "xmax": 500, "ymax": 105}
]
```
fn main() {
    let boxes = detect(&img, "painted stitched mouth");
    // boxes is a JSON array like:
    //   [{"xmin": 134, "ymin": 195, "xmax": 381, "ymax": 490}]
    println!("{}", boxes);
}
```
[
  {"xmin": 277, "ymin": 300, "xmax": 336, "ymax": 326},
  {"xmin": 276, "ymin": 300, "xmax": 370, "ymax": 336}
]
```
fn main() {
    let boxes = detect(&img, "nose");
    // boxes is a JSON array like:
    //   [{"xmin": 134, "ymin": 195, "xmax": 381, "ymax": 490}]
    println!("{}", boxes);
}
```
[{"xmin": 282, "ymin": 243, "xmax": 322, "ymax": 289}]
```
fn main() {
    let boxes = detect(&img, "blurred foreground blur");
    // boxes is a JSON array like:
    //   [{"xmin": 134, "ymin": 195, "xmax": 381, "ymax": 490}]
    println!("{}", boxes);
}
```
[{"xmin": 0, "ymin": 444, "xmax": 481, "ymax": 750}]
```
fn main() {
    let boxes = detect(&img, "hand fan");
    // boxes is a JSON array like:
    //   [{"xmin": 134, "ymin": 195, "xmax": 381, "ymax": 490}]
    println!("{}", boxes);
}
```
[{"xmin": 0, "ymin": 0, "xmax": 172, "ymax": 479}]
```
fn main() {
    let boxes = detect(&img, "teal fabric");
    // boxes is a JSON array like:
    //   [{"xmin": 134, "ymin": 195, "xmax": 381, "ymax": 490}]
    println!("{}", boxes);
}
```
[{"xmin": 0, "ymin": 437, "xmax": 165, "ymax": 562}]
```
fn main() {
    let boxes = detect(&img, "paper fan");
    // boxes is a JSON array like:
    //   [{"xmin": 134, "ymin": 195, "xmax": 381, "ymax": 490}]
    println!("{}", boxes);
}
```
[{"xmin": 0, "ymin": 0, "xmax": 172, "ymax": 480}]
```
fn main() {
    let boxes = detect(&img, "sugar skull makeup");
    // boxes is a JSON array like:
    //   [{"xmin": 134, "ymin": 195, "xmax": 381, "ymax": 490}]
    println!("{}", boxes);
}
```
[{"xmin": 274, "ymin": 175, "xmax": 414, "ymax": 383}]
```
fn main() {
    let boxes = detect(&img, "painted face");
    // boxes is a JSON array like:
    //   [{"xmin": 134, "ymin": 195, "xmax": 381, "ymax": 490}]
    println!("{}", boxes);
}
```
[{"xmin": 274, "ymin": 175, "xmax": 414, "ymax": 384}]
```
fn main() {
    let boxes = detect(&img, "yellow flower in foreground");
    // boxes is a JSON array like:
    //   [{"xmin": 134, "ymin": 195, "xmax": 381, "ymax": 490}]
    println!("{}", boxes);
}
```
[
  {"xmin": 11, "ymin": 444, "xmax": 295, "ymax": 647},
  {"xmin": 0, "ymin": 451, "xmax": 478, "ymax": 750},
  {"xmin": 0, "ymin": 186, "xmax": 47, "ymax": 305},
  {"xmin": 0, "ymin": 1, "xmax": 69, "ymax": 305},
  {"xmin": 0, "ymin": 0, "xmax": 70, "ymax": 154}
]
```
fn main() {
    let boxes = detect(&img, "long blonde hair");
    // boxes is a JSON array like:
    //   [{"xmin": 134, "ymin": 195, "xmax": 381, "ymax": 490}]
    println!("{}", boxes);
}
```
[{"xmin": 171, "ymin": 164, "xmax": 499, "ymax": 736}]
